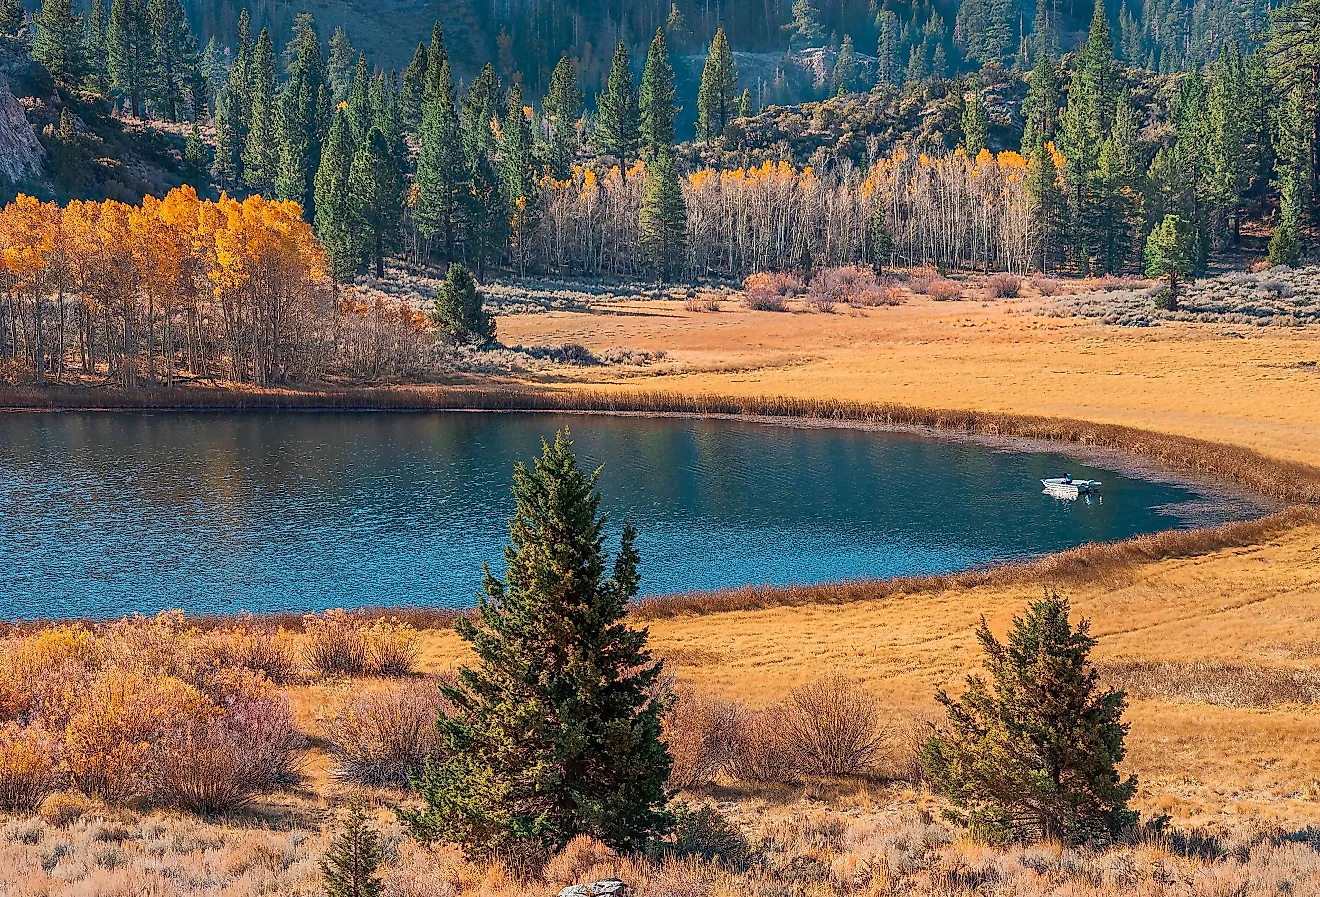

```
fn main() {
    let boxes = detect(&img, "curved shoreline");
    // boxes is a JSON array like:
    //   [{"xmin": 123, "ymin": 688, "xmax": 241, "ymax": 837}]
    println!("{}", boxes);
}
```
[{"xmin": 3, "ymin": 382, "xmax": 1318, "ymax": 628}]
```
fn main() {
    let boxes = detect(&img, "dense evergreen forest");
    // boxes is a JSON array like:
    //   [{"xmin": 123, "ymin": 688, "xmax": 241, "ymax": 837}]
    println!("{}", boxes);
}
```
[{"xmin": 0, "ymin": 0, "xmax": 1317, "ymax": 298}]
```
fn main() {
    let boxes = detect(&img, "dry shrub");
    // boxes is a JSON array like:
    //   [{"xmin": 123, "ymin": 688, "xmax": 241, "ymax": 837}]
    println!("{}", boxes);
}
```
[
  {"xmin": 153, "ymin": 694, "xmax": 305, "ymax": 811},
  {"xmin": 0, "ymin": 723, "xmax": 63, "ymax": 811},
  {"xmin": 925, "ymin": 279, "xmax": 963, "ymax": 301},
  {"xmin": 63, "ymin": 668, "xmax": 215, "ymax": 804},
  {"xmin": 664, "ymin": 687, "xmax": 740, "ymax": 789},
  {"xmin": 326, "ymin": 677, "xmax": 450, "ymax": 787},
  {"xmin": 684, "ymin": 295, "xmax": 721, "ymax": 312},
  {"xmin": 205, "ymin": 621, "xmax": 301, "ymax": 684},
  {"xmin": 779, "ymin": 676, "xmax": 888, "ymax": 777},
  {"xmin": 742, "ymin": 272, "xmax": 798, "ymax": 311},
  {"xmin": 1099, "ymin": 660, "xmax": 1320, "ymax": 708},
  {"xmin": 0, "ymin": 624, "xmax": 98, "ymax": 724},
  {"xmin": 986, "ymin": 273, "xmax": 1022, "ymax": 298},
  {"xmin": 852, "ymin": 282, "xmax": 906, "ymax": 306},
  {"xmin": 1031, "ymin": 276, "xmax": 1065, "ymax": 296},
  {"xmin": 907, "ymin": 268, "xmax": 936, "ymax": 294},
  {"xmin": 810, "ymin": 266, "xmax": 878, "ymax": 309},
  {"xmin": 303, "ymin": 609, "xmax": 368, "ymax": 677},
  {"xmin": 36, "ymin": 789, "xmax": 92, "ymax": 827},
  {"xmin": 361, "ymin": 618, "xmax": 421, "ymax": 677},
  {"xmin": 809, "ymin": 295, "xmax": 837, "ymax": 313},
  {"xmin": 1249, "ymin": 259, "xmax": 1275, "ymax": 273},
  {"xmin": 727, "ymin": 706, "xmax": 795, "ymax": 783},
  {"xmin": 543, "ymin": 835, "xmax": 617, "ymax": 886}
]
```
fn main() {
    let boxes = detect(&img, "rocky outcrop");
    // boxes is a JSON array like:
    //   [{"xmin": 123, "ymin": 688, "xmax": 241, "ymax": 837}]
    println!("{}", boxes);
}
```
[
  {"xmin": 558, "ymin": 879, "xmax": 629, "ymax": 897},
  {"xmin": 0, "ymin": 77, "xmax": 44, "ymax": 184}
]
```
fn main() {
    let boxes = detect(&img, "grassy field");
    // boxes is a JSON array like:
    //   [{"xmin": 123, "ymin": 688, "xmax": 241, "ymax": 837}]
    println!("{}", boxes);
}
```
[
  {"xmin": 4, "ymin": 278, "xmax": 1320, "ymax": 895},
  {"xmin": 495, "ymin": 289, "xmax": 1320, "ymax": 467}
]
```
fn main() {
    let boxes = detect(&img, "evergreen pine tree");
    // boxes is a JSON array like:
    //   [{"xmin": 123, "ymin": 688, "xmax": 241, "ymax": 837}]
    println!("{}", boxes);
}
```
[
  {"xmin": 414, "ymin": 60, "xmax": 466, "ymax": 262},
  {"xmin": 276, "ymin": 21, "xmax": 326, "ymax": 218},
  {"xmin": 593, "ymin": 40, "xmax": 639, "ymax": 177},
  {"xmin": 146, "ymin": 0, "xmax": 199, "ymax": 121},
  {"xmin": 227, "ymin": 9, "xmax": 253, "ymax": 140},
  {"xmin": 639, "ymin": 147, "xmax": 686, "ymax": 282},
  {"xmin": 1026, "ymin": 144, "xmax": 1065, "ymax": 272},
  {"xmin": 831, "ymin": 34, "xmax": 857, "ymax": 95},
  {"xmin": 0, "ymin": 0, "xmax": 25, "ymax": 37},
  {"xmin": 501, "ymin": 81, "xmax": 536, "ymax": 273},
  {"xmin": 241, "ymin": 28, "xmax": 277, "ymax": 195},
  {"xmin": 784, "ymin": 0, "xmax": 824, "ymax": 49},
  {"xmin": 85, "ymin": 0, "xmax": 109, "ymax": 90},
  {"xmin": 401, "ymin": 430, "xmax": 672, "ymax": 863},
  {"xmin": 326, "ymin": 26, "xmax": 354, "ymax": 102},
  {"xmin": 462, "ymin": 64, "xmax": 508, "ymax": 280},
  {"xmin": 32, "ymin": 0, "xmax": 86, "ymax": 83},
  {"xmin": 213, "ymin": 86, "xmax": 241, "ymax": 188},
  {"xmin": 107, "ymin": 0, "xmax": 154, "ymax": 118},
  {"xmin": 321, "ymin": 803, "xmax": 383, "ymax": 897},
  {"xmin": 399, "ymin": 42, "xmax": 427, "ymax": 130},
  {"xmin": 349, "ymin": 124, "xmax": 402, "ymax": 278},
  {"xmin": 542, "ymin": 55, "xmax": 582, "ymax": 177},
  {"xmin": 1094, "ymin": 91, "xmax": 1142, "ymax": 274},
  {"xmin": 696, "ymin": 27, "xmax": 737, "ymax": 144},
  {"xmin": 875, "ymin": 11, "xmax": 899, "ymax": 87},
  {"xmin": 1270, "ymin": 89, "xmax": 1309, "ymax": 265},
  {"xmin": 922, "ymin": 593, "xmax": 1139, "ymax": 844},
  {"xmin": 314, "ymin": 107, "xmax": 362, "ymax": 282},
  {"xmin": 184, "ymin": 120, "xmax": 208, "ymax": 188},
  {"xmin": 1205, "ymin": 46, "xmax": 1251, "ymax": 243},
  {"xmin": 1021, "ymin": 52, "xmax": 1059, "ymax": 157},
  {"xmin": 639, "ymin": 28, "xmax": 677, "ymax": 158},
  {"xmin": 1058, "ymin": 0, "xmax": 1116, "ymax": 273},
  {"xmin": 1144, "ymin": 213, "xmax": 1197, "ymax": 307},
  {"xmin": 345, "ymin": 52, "xmax": 372, "ymax": 144},
  {"xmin": 961, "ymin": 82, "xmax": 988, "ymax": 155},
  {"xmin": 870, "ymin": 205, "xmax": 894, "ymax": 275},
  {"xmin": 424, "ymin": 21, "xmax": 449, "ymax": 101},
  {"xmin": 428, "ymin": 262, "xmax": 494, "ymax": 344},
  {"xmin": 1264, "ymin": 0, "xmax": 1320, "ymax": 222},
  {"xmin": 665, "ymin": 2, "xmax": 689, "ymax": 49},
  {"xmin": 1173, "ymin": 65, "xmax": 1211, "ymax": 267}
]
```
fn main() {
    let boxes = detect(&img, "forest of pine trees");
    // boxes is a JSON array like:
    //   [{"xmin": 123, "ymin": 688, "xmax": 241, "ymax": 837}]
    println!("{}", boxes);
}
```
[{"xmin": 1, "ymin": 0, "xmax": 1318, "ymax": 291}]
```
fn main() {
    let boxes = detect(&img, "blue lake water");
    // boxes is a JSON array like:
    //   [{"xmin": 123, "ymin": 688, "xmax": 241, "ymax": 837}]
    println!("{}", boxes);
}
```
[{"xmin": 0, "ymin": 411, "xmax": 1268, "ymax": 620}]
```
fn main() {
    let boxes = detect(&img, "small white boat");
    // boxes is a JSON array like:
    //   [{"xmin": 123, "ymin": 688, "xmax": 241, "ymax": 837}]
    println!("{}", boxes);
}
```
[{"xmin": 1042, "ymin": 475, "xmax": 1102, "ymax": 498}]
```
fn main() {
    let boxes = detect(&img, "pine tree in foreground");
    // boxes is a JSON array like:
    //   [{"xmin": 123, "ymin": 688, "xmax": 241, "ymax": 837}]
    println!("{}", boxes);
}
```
[
  {"xmin": 428, "ymin": 263, "xmax": 494, "ymax": 345},
  {"xmin": 402, "ymin": 430, "xmax": 672, "ymax": 866},
  {"xmin": 922, "ymin": 592, "xmax": 1139, "ymax": 845},
  {"xmin": 321, "ymin": 802, "xmax": 383, "ymax": 897}
]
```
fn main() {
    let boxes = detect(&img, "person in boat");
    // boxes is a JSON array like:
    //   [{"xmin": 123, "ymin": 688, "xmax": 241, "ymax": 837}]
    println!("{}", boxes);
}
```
[{"xmin": 1063, "ymin": 474, "xmax": 1072, "ymax": 483}]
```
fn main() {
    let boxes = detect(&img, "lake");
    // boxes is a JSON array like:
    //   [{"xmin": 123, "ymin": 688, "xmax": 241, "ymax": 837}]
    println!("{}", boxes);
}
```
[{"xmin": 0, "ymin": 411, "xmax": 1269, "ymax": 620}]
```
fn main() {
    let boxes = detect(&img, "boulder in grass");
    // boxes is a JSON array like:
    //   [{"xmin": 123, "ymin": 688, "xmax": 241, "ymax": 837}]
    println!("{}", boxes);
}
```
[{"xmin": 558, "ymin": 879, "xmax": 629, "ymax": 897}]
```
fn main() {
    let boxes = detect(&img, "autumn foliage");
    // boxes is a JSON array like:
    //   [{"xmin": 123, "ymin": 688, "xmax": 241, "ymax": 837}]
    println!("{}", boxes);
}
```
[{"xmin": 0, "ymin": 190, "xmax": 430, "ymax": 386}]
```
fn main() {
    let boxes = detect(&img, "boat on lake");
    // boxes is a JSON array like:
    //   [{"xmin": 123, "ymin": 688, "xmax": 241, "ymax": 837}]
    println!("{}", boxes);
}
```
[{"xmin": 1042, "ymin": 475, "xmax": 1102, "ymax": 498}]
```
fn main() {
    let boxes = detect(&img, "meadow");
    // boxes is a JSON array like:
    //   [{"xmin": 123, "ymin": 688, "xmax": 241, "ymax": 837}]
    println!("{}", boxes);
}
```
[{"xmin": 2, "ymin": 271, "xmax": 1319, "ymax": 895}]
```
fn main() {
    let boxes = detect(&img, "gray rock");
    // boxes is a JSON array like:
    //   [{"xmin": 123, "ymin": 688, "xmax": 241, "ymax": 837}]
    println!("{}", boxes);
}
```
[
  {"xmin": 557, "ymin": 879, "xmax": 629, "ymax": 897},
  {"xmin": 0, "ymin": 78, "xmax": 43, "ymax": 183}
]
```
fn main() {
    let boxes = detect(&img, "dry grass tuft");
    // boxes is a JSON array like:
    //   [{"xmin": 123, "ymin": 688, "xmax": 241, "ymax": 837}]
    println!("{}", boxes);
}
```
[
  {"xmin": 325, "ymin": 677, "xmax": 450, "ymax": 787},
  {"xmin": 302, "ymin": 609, "xmax": 368, "ymax": 677},
  {"xmin": 1099, "ymin": 660, "xmax": 1320, "ymax": 708}
]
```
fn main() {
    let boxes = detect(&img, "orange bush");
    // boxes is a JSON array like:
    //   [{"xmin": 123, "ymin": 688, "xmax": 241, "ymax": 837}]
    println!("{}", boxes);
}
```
[
  {"xmin": 64, "ymin": 668, "xmax": 216, "ymax": 804},
  {"xmin": 0, "ymin": 723, "xmax": 63, "ymax": 811},
  {"xmin": 742, "ymin": 271, "xmax": 799, "ymax": 311},
  {"xmin": 0, "ymin": 624, "xmax": 98, "ymax": 724},
  {"xmin": 665, "ymin": 687, "xmax": 741, "ymax": 789}
]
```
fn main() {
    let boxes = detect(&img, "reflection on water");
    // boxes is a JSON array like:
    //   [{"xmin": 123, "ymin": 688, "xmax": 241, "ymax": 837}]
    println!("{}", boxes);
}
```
[{"xmin": 0, "ymin": 411, "xmax": 1267, "ymax": 619}]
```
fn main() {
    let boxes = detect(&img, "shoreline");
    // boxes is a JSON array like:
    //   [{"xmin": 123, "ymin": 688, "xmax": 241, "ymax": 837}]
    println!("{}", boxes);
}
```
[{"xmin": 4, "ymin": 382, "xmax": 1319, "ymax": 629}]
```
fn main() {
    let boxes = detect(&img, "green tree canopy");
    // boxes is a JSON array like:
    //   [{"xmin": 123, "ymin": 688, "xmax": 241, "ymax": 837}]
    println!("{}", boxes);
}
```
[
  {"xmin": 640, "ymin": 28, "xmax": 677, "ymax": 157},
  {"xmin": 593, "ymin": 40, "xmax": 640, "ymax": 176},
  {"xmin": 402, "ymin": 430, "xmax": 672, "ymax": 865},
  {"xmin": 639, "ymin": 148, "xmax": 687, "ymax": 282},
  {"xmin": 1144, "ymin": 213, "xmax": 1198, "ymax": 305},
  {"xmin": 696, "ymin": 27, "xmax": 737, "ymax": 143},
  {"xmin": 321, "ymin": 803, "xmax": 383, "ymax": 897},
  {"xmin": 922, "ymin": 592, "xmax": 1139, "ymax": 845},
  {"xmin": 428, "ymin": 262, "xmax": 495, "ymax": 344}
]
